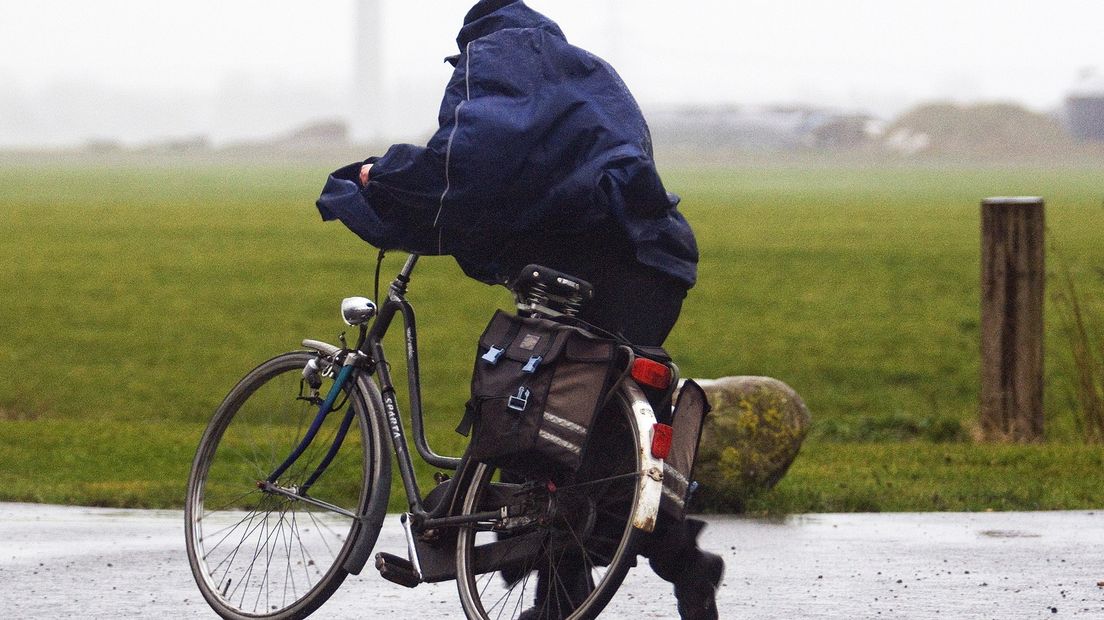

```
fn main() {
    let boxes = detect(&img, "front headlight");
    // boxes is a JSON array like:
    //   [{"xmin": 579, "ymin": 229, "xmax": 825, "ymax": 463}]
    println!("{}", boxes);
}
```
[{"xmin": 340, "ymin": 296, "xmax": 377, "ymax": 326}]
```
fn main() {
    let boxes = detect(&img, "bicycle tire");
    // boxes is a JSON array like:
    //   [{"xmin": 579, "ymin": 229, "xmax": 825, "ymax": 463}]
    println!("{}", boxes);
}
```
[
  {"xmin": 454, "ymin": 386, "xmax": 644, "ymax": 620},
  {"xmin": 185, "ymin": 351, "xmax": 391, "ymax": 620}
]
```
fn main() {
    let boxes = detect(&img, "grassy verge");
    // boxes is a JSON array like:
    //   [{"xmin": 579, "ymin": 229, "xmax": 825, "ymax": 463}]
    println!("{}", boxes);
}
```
[
  {"xmin": 745, "ymin": 440, "xmax": 1104, "ymax": 514},
  {"xmin": 2, "ymin": 419, "xmax": 1100, "ymax": 514},
  {"xmin": 1, "ymin": 161, "xmax": 1102, "ymax": 512},
  {"xmin": 0, "ymin": 419, "xmax": 201, "ymax": 508}
]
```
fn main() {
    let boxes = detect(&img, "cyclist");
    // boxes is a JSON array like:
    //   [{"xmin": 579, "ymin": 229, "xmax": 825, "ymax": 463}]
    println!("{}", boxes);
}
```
[{"xmin": 318, "ymin": 1, "xmax": 723, "ymax": 617}]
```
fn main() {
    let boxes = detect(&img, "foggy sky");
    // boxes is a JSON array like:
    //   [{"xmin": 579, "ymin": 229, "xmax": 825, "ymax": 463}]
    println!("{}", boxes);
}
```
[{"xmin": 0, "ymin": 0, "xmax": 1100, "ymax": 147}]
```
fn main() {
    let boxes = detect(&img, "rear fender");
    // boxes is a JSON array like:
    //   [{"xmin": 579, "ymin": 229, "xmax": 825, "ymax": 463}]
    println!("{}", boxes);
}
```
[{"xmin": 621, "ymin": 381, "xmax": 663, "ymax": 533}]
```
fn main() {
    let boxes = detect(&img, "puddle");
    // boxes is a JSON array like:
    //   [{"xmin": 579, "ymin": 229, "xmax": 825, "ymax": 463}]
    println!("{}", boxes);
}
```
[{"xmin": 978, "ymin": 529, "xmax": 1041, "ymax": 538}]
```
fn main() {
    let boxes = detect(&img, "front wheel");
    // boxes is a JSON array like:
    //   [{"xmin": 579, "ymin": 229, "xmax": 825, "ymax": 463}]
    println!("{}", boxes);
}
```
[
  {"xmin": 455, "ymin": 387, "xmax": 644, "ymax": 620},
  {"xmin": 185, "ymin": 351, "xmax": 391, "ymax": 620}
]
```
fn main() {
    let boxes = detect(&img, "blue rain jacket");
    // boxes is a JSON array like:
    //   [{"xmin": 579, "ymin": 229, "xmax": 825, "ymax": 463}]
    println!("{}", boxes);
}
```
[{"xmin": 316, "ymin": 0, "xmax": 698, "ymax": 287}]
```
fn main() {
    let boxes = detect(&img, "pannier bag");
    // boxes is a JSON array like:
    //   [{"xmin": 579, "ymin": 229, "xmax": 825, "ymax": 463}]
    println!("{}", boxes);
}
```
[
  {"xmin": 462, "ymin": 310, "xmax": 621, "ymax": 478},
  {"xmin": 660, "ymin": 380, "xmax": 711, "ymax": 520}
]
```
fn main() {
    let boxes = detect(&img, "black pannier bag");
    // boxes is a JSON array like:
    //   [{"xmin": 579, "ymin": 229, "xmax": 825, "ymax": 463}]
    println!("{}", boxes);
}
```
[
  {"xmin": 660, "ymin": 380, "xmax": 712, "ymax": 520},
  {"xmin": 462, "ymin": 310, "xmax": 622, "ymax": 478}
]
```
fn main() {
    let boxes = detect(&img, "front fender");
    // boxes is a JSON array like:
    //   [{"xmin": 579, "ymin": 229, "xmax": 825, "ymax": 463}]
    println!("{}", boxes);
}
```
[{"xmin": 300, "ymin": 339, "xmax": 393, "ymax": 576}]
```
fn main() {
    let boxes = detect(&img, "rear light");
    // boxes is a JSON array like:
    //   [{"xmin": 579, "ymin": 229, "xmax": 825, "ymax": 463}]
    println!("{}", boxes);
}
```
[
  {"xmin": 631, "ymin": 357, "xmax": 671, "ymax": 389},
  {"xmin": 651, "ymin": 423, "xmax": 673, "ymax": 459}
]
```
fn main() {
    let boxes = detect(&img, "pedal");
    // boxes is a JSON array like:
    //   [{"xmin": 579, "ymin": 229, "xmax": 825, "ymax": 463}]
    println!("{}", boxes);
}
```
[{"xmin": 374, "ymin": 552, "xmax": 421, "ymax": 588}]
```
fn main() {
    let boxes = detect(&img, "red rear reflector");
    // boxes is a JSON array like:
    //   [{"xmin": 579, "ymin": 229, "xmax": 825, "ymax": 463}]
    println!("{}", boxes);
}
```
[
  {"xmin": 651, "ymin": 423, "xmax": 673, "ymax": 459},
  {"xmin": 632, "ymin": 357, "xmax": 671, "ymax": 389}
]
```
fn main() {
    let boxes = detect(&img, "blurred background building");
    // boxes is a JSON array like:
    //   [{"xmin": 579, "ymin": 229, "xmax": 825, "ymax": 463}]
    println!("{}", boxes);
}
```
[
  {"xmin": 1066, "ymin": 70, "xmax": 1104, "ymax": 142},
  {"xmin": 0, "ymin": 0, "xmax": 1101, "ymax": 153}
]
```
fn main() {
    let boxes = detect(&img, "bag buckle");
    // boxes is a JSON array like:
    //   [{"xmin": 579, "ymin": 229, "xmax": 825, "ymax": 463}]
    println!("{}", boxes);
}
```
[
  {"xmin": 522, "ymin": 355, "xmax": 543, "ymax": 373},
  {"xmin": 481, "ymin": 346, "xmax": 505, "ymax": 364},
  {"xmin": 508, "ymin": 386, "xmax": 531, "ymax": 412}
]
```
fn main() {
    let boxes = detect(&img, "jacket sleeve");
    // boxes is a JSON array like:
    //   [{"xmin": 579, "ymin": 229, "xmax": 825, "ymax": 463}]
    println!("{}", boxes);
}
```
[
  {"xmin": 315, "ymin": 72, "xmax": 463, "ymax": 254},
  {"xmin": 315, "ymin": 146, "xmax": 449, "ymax": 255}
]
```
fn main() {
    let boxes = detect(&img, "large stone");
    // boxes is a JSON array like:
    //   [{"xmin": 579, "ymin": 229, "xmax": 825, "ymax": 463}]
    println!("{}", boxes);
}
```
[{"xmin": 688, "ymin": 376, "xmax": 811, "ymax": 512}]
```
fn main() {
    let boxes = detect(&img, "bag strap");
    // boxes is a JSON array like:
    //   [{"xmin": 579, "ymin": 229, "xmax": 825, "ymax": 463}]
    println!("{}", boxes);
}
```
[
  {"xmin": 547, "ymin": 314, "xmax": 628, "ymax": 345},
  {"xmin": 522, "ymin": 321, "xmax": 567, "ymax": 372},
  {"xmin": 548, "ymin": 314, "xmax": 672, "ymax": 364},
  {"xmin": 482, "ymin": 314, "xmax": 524, "ymax": 365},
  {"xmin": 456, "ymin": 400, "xmax": 476, "ymax": 437}
]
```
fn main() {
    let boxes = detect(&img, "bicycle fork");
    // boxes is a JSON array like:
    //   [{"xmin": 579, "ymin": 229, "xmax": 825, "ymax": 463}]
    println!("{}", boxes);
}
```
[{"xmin": 258, "ymin": 358, "xmax": 361, "ymax": 513}]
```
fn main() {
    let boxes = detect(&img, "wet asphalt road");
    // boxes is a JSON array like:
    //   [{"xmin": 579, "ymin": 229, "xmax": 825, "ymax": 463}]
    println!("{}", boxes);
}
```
[{"xmin": 2, "ymin": 503, "xmax": 1102, "ymax": 619}]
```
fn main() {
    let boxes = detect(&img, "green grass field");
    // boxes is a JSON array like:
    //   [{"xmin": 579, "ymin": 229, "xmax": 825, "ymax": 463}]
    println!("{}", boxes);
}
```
[{"xmin": 1, "ymin": 160, "xmax": 1101, "ymax": 513}]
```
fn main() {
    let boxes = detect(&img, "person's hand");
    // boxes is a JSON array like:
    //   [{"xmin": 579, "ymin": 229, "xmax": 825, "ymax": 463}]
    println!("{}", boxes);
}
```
[{"xmin": 359, "ymin": 163, "xmax": 373, "ymax": 187}]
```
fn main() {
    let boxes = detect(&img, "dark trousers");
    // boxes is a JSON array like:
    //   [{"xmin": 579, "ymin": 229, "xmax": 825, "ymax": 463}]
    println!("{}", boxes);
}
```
[
  {"xmin": 575, "ymin": 260, "xmax": 708, "ymax": 594},
  {"xmin": 513, "ymin": 228, "xmax": 708, "ymax": 602},
  {"xmin": 511, "ymin": 225, "xmax": 689, "ymax": 346}
]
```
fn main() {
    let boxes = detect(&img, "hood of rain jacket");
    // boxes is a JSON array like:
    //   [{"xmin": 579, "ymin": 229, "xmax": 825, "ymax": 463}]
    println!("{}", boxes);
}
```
[{"xmin": 316, "ymin": 0, "xmax": 698, "ymax": 287}]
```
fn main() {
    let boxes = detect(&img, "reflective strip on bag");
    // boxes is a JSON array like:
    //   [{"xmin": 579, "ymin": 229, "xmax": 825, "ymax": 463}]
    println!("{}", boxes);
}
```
[
  {"xmin": 542, "ymin": 411, "xmax": 586, "ymax": 437},
  {"xmin": 662, "ymin": 485, "xmax": 686, "ymax": 508},
  {"xmin": 538, "ymin": 429, "xmax": 582, "ymax": 454},
  {"xmin": 663, "ymin": 462, "xmax": 690, "ymax": 491},
  {"xmin": 663, "ymin": 462, "xmax": 689, "ymax": 508}
]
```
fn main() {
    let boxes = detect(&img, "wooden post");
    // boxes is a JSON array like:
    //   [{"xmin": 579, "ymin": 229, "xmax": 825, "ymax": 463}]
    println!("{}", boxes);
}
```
[{"xmin": 980, "ymin": 197, "xmax": 1045, "ymax": 441}]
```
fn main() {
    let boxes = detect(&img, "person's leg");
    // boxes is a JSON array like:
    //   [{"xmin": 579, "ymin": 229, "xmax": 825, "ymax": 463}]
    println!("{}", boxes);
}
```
[
  {"xmin": 512, "ymin": 225, "xmax": 688, "ymax": 347},
  {"xmin": 637, "ymin": 518, "xmax": 725, "ymax": 620},
  {"xmin": 508, "ymin": 243, "xmax": 721, "ymax": 618},
  {"xmin": 499, "ymin": 471, "xmax": 591, "ymax": 620},
  {"xmin": 578, "ymin": 261, "xmax": 724, "ymax": 619},
  {"xmin": 516, "ymin": 552, "xmax": 590, "ymax": 620},
  {"xmin": 576, "ymin": 259, "xmax": 687, "ymax": 347}
]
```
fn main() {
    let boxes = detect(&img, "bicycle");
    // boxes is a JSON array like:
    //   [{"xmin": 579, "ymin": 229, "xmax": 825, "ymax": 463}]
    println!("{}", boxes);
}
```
[{"xmin": 184, "ymin": 254, "xmax": 674, "ymax": 620}]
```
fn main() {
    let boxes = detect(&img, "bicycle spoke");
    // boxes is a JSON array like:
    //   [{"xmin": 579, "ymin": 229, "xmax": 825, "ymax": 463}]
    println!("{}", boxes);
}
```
[
  {"xmin": 187, "ymin": 353, "xmax": 388, "ymax": 618},
  {"xmin": 209, "ymin": 486, "xmax": 309, "ymax": 601},
  {"xmin": 201, "ymin": 505, "xmax": 265, "ymax": 559},
  {"xmin": 290, "ymin": 509, "xmax": 317, "ymax": 584},
  {"xmin": 264, "ymin": 503, "xmax": 293, "ymax": 612},
  {"xmin": 279, "ymin": 507, "xmax": 296, "ymax": 609},
  {"xmin": 202, "ymin": 487, "xmax": 266, "ymax": 516},
  {"xmin": 475, "ymin": 526, "xmax": 539, "ymax": 618},
  {"xmin": 556, "ymin": 471, "xmax": 639, "ymax": 492},
  {"xmin": 210, "ymin": 504, "xmax": 270, "ymax": 579},
  {"xmin": 287, "ymin": 510, "xmax": 306, "ymax": 595},
  {"xmin": 458, "ymin": 390, "xmax": 646, "ymax": 620},
  {"xmin": 230, "ymin": 509, "xmax": 269, "ymax": 606},
  {"xmin": 256, "ymin": 503, "xmax": 290, "ymax": 613},
  {"xmin": 255, "ymin": 513, "xmax": 273, "ymax": 613},
  {"xmin": 303, "ymin": 508, "xmax": 340, "ymax": 561},
  {"xmin": 511, "ymin": 569, "xmax": 533, "ymax": 619},
  {"xmin": 236, "ymin": 503, "xmax": 291, "ymax": 609}
]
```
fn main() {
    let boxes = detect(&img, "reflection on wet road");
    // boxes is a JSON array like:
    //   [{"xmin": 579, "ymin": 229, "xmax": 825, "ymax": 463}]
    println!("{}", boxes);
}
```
[{"xmin": 2, "ymin": 504, "xmax": 1101, "ymax": 618}]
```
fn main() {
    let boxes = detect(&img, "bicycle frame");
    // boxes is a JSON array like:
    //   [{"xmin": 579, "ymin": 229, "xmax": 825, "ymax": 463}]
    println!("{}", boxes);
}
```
[
  {"xmin": 187, "ymin": 250, "xmax": 680, "ymax": 620},
  {"xmin": 263, "ymin": 254, "xmax": 486, "ymax": 526},
  {"xmin": 265, "ymin": 253, "xmax": 664, "ymax": 544},
  {"xmin": 362, "ymin": 254, "xmax": 468, "ymax": 513}
]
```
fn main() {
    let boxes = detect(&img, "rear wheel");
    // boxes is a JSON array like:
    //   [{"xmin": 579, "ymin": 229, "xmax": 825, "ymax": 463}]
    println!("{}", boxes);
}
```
[
  {"xmin": 185, "ymin": 351, "xmax": 390, "ymax": 619},
  {"xmin": 455, "ymin": 389, "xmax": 643, "ymax": 620}
]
